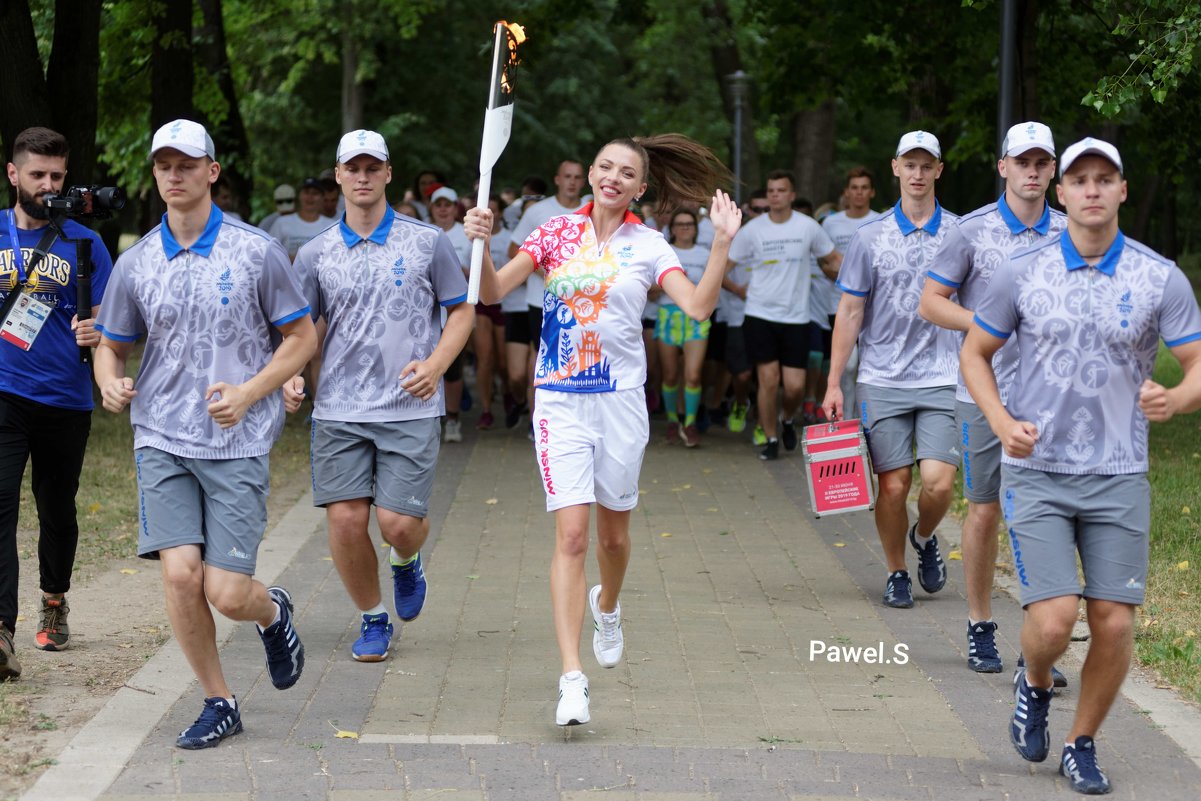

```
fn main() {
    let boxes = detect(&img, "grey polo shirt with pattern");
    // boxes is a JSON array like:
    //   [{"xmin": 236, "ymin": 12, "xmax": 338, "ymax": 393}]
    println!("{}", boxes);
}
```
[
  {"xmin": 928, "ymin": 195, "xmax": 1067, "ymax": 404},
  {"xmin": 836, "ymin": 200, "xmax": 961, "ymax": 388},
  {"xmin": 296, "ymin": 206, "xmax": 468, "ymax": 423},
  {"xmin": 974, "ymin": 230, "xmax": 1201, "ymax": 475},
  {"xmin": 96, "ymin": 204, "xmax": 310, "ymax": 459}
]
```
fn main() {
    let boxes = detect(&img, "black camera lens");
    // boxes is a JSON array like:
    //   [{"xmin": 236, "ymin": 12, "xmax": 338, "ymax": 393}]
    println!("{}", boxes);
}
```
[{"xmin": 93, "ymin": 186, "xmax": 126, "ymax": 212}]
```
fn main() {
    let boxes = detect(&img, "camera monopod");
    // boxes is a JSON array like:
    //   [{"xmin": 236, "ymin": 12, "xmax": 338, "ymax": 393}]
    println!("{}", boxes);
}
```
[{"xmin": 47, "ymin": 214, "xmax": 94, "ymax": 364}]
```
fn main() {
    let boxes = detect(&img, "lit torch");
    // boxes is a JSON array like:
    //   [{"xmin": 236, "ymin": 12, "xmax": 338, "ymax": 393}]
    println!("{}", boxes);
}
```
[{"xmin": 468, "ymin": 20, "xmax": 527, "ymax": 305}]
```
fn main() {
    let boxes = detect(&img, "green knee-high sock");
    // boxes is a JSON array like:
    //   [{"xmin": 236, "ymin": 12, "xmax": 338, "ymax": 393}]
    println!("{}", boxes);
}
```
[
  {"xmin": 662, "ymin": 384, "xmax": 680, "ymax": 423},
  {"xmin": 684, "ymin": 385, "xmax": 702, "ymax": 426}
]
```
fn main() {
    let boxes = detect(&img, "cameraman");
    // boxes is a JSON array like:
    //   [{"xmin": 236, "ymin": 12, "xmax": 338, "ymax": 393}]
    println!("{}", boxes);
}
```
[{"xmin": 0, "ymin": 127, "xmax": 113, "ymax": 681}]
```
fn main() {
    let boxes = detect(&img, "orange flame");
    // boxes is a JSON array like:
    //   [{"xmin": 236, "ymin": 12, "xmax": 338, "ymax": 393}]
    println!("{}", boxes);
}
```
[{"xmin": 497, "ymin": 21, "xmax": 527, "ymax": 95}]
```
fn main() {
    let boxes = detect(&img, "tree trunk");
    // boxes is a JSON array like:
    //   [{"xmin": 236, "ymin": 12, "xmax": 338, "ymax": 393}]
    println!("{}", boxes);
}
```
[
  {"xmin": 791, "ymin": 101, "xmax": 836, "ymax": 206},
  {"xmin": 148, "ymin": 0, "xmax": 195, "ymax": 226},
  {"xmin": 705, "ymin": 0, "xmax": 760, "ymax": 194},
  {"xmin": 198, "ymin": 0, "xmax": 252, "ymax": 215},
  {"xmin": 151, "ymin": 0, "xmax": 194, "ymax": 128},
  {"xmin": 1131, "ymin": 172, "xmax": 1159, "ymax": 244},
  {"xmin": 0, "ymin": 0, "xmax": 51, "ymax": 205},
  {"xmin": 47, "ymin": 0, "xmax": 103, "ymax": 186},
  {"xmin": 1018, "ymin": 0, "xmax": 1041, "ymax": 120}
]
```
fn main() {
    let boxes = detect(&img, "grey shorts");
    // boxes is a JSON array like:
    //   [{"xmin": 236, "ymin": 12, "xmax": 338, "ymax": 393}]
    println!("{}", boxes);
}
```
[
  {"xmin": 957, "ymin": 400, "xmax": 1002, "ymax": 503},
  {"xmin": 311, "ymin": 418, "xmax": 440, "ymax": 517},
  {"xmin": 135, "ymin": 447, "xmax": 269, "ymax": 575},
  {"xmin": 857, "ymin": 383, "xmax": 957, "ymax": 473},
  {"xmin": 1001, "ymin": 465, "xmax": 1150, "ymax": 607}
]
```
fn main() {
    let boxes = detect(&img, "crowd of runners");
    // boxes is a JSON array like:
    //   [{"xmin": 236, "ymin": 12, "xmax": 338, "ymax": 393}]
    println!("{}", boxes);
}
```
[{"xmin": 3, "ymin": 114, "xmax": 1200, "ymax": 798}]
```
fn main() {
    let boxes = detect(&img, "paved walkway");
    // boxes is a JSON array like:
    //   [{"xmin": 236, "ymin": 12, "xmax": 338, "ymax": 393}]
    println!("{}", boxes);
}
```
[{"xmin": 24, "ymin": 414, "xmax": 1201, "ymax": 801}]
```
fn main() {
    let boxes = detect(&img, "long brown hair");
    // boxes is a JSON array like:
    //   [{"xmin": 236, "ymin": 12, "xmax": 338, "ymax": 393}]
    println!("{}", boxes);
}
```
[{"xmin": 600, "ymin": 134, "xmax": 731, "ymax": 212}]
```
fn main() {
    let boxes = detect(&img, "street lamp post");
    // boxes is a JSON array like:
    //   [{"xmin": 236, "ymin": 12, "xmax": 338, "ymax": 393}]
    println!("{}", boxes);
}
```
[{"xmin": 727, "ymin": 70, "xmax": 748, "ymax": 205}]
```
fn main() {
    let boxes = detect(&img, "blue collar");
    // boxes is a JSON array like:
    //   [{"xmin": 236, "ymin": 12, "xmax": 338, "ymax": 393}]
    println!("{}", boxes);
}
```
[
  {"xmin": 893, "ymin": 200, "xmax": 943, "ymax": 236},
  {"xmin": 339, "ymin": 205, "xmax": 395, "ymax": 248},
  {"xmin": 161, "ymin": 203, "xmax": 223, "ymax": 259},
  {"xmin": 1061, "ymin": 229, "xmax": 1125, "ymax": 277},
  {"xmin": 997, "ymin": 194, "xmax": 1051, "ymax": 236}
]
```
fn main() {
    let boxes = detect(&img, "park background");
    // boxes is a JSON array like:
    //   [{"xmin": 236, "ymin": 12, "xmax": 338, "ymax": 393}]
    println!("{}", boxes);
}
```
[{"xmin": 1, "ymin": 0, "xmax": 1200, "ymax": 789}]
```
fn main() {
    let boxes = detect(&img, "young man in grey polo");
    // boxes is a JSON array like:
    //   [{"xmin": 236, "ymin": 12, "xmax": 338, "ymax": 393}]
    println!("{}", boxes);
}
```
[
  {"xmin": 295, "ymin": 130, "xmax": 471, "ymax": 663},
  {"xmin": 920, "ymin": 122, "xmax": 1068, "ymax": 677},
  {"xmin": 94, "ymin": 120, "xmax": 317, "ymax": 749},
  {"xmin": 964, "ymin": 138, "xmax": 1201, "ymax": 795},
  {"xmin": 823, "ymin": 131, "xmax": 960, "ymax": 609}
]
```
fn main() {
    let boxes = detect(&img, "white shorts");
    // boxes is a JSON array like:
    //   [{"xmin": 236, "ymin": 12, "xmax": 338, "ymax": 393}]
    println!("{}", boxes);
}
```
[{"xmin": 533, "ymin": 388, "xmax": 649, "ymax": 512}]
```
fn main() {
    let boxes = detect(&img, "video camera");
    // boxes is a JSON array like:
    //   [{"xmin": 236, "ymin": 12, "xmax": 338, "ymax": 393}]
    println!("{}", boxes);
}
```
[{"xmin": 42, "ymin": 185, "xmax": 126, "ymax": 219}]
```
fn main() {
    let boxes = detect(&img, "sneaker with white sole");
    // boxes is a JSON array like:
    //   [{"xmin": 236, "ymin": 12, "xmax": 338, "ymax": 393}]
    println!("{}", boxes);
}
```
[
  {"xmin": 1060, "ymin": 735, "xmax": 1111, "ymax": 794},
  {"xmin": 589, "ymin": 584, "xmax": 623, "ymax": 668},
  {"xmin": 351, "ymin": 612, "xmax": 394, "ymax": 662},
  {"xmin": 556, "ymin": 671, "xmax": 590, "ymax": 725},
  {"xmin": 259, "ymin": 586, "xmax": 304, "ymax": 690},
  {"xmin": 443, "ymin": 418, "xmax": 463, "ymax": 443},
  {"xmin": 177, "ymin": 696, "xmax": 242, "ymax": 749}
]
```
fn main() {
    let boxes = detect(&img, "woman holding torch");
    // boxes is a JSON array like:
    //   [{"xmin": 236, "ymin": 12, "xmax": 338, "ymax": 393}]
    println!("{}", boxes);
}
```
[{"xmin": 464, "ymin": 134, "xmax": 740, "ymax": 726}]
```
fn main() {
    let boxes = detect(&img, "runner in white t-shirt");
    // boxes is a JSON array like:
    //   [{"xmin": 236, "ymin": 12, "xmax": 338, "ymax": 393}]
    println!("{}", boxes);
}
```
[
  {"xmin": 726, "ymin": 170, "xmax": 841, "ymax": 460},
  {"xmin": 268, "ymin": 177, "xmax": 334, "ymax": 260},
  {"xmin": 465, "ymin": 135, "xmax": 740, "ymax": 730},
  {"xmin": 429, "ymin": 186, "xmax": 469, "ymax": 442}
]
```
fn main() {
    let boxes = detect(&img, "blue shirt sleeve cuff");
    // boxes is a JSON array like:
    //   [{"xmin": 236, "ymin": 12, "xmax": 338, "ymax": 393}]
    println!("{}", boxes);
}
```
[
  {"xmin": 926, "ymin": 271, "xmax": 960, "ymax": 289},
  {"xmin": 1164, "ymin": 331, "xmax": 1201, "ymax": 348},
  {"xmin": 835, "ymin": 281, "xmax": 868, "ymax": 298},
  {"xmin": 972, "ymin": 314, "xmax": 1011, "ymax": 340},
  {"xmin": 271, "ymin": 306, "xmax": 311, "ymax": 327},
  {"xmin": 440, "ymin": 293, "xmax": 469, "ymax": 308},
  {"xmin": 95, "ymin": 324, "xmax": 140, "ymax": 343}
]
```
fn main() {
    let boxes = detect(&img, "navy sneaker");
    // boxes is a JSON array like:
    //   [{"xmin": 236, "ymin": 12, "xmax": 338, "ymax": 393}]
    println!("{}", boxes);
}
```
[
  {"xmin": 177, "ymin": 696, "xmax": 242, "ymax": 749},
  {"xmin": 1015, "ymin": 654, "xmax": 1069, "ymax": 689},
  {"xmin": 908, "ymin": 523, "xmax": 947, "ymax": 594},
  {"xmin": 1010, "ymin": 669, "xmax": 1053, "ymax": 762},
  {"xmin": 759, "ymin": 438, "xmax": 779, "ymax": 461},
  {"xmin": 967, "ymin": 621, "xmax": 1003, "ymax": 672},
  {"xmin": 781, "ymin": 420, "xmax": 798, "ymax": 451},
  {"xmin": 392, "ymin": 551, "xmax": 428, "ymax": 622},
  {"xmin": 883, "ymin": 570, "xmax": 914, "ymax": 608},
  {"xmin": 351, "ymin": 612, "xmax": 394, "ymax": 662},
  {"xmin": 505, "ymin": 401, "xmax": 527, "ymax": 430},
  {"xmin": 259, "ymin": 586, "xmax": 304, "ymax": 690},
  {"xmin": 1060, "ymin": 736, "xmax": 1111, "ymax": 794}
]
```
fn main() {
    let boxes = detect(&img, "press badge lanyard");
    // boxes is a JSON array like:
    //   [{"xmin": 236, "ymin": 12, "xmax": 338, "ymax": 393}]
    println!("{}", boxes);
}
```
[{"xmin": 0, "ymin": 210, "xmax": 60, "ymax": 350}]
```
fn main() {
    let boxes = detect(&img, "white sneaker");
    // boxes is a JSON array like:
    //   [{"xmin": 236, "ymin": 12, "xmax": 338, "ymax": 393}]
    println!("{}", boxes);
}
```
[
  {"xmin": 556, "ymin": 671, "xmax": 590, "ymax": 725},
  {"xmin": 589, "ymin": 584, "xmax": 623, "ymax": 668},
  {"xmin": 443, "ymin": 419, "xmax": 463, "ymax": 443}
]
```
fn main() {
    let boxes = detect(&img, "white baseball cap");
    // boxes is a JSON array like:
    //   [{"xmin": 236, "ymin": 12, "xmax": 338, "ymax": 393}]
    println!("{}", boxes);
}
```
[
  {"xmin": 429, "ymin": 186, "xmax": 459, "ymax": 205},
  {"xmin": 337, "ymin": 129, "xmax": 389, "ymax": 163},
  {"xmin": 1059, "ymin": 137, "xmax": 1123, "ymax": 177},
  {"xmin": 1002, "ymin": 121, "xmax": 1056, "ymax": 158},
  {"xmin": 150, "ymin": 119, "xmax": 215, "ymax": 160},
  {"xmin": 273, "ymin": 184, "xmax": 296, "ymax": 211},
  {"xmin": 895, "ymin": 130, "xmax": 941, "ymax": 160}
]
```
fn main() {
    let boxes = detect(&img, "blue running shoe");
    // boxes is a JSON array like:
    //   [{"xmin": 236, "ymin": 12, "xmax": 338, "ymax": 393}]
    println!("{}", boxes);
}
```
[
  {"xmin": 352, "ymin": 612, "xmax": 394, "ymax": 662},
  {"xmin": 259, "ymin": 586, "xmax": 304, "ymax": 690},
  {"xmin": 967, "ymin": 621, "xmax": 1003, "ymax": 672},
  {"xmin": 1015, "ymin": 653, "xmax": 1069, "ymax": 689},
  {"xmin": 1010, "ymin": 669, "xmax": 1053, "ymax": 762},
  {"xmin": 883, "ymin": 570, "xmax": 914, "ymax": 608},
  {"xmin": 908, "ymin": 523, "xmax": 947, "ymax": 593},
  {"xmin": 177, "ymin": 696, "xmax": 242, "ymax": 749},
  {"xmin": 392, "ymin": 551, "xmax": 428, "ymax": 622},
  {"xmin": 1060, "ymin": 736, "xmax": 1111, "ymax": 794}
]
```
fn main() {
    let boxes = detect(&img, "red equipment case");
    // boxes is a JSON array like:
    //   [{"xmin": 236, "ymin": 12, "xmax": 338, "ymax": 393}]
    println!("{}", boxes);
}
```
[{"xmin": 801, "ymin": 420, "xmax": 875, "ymax": 518}]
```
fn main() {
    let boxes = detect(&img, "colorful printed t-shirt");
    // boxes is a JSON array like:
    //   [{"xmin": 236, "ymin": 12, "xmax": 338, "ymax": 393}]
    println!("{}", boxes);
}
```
[
  {"xmin": 520, "ymin": 203, "xmax": 681, "ymax": 392},
  {"xmin": 0, "ymin": 212, "xmax": 113, "ymax": 409},
  {"xmin": 96, "ymin": 205, "xmax": 310, "ymax": 459},
  {"xmin": 296, "ymin": 206, "xmax": 467, "ymax": 422},
  {"xmin": 929, "ymin": 196, "xmax": 1066, "ymax": 404},
  {"xmin": 974, "ymin": 231, "xmax": 1201, "ymax": 475},
  {"xmin": 836, "ymin": 200, "xmax": 961, "ymax": 388},
  {"xmin": 728, "ymin": 211, "xmax": 835, "ymax": 325},
  {"xmin": 511, "ymin": 196, "xmax": 581, "ymax": 309}
]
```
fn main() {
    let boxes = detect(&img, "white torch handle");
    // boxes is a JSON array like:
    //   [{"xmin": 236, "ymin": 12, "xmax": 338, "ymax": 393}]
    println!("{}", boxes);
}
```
[{"xmin": 467, "ymin": 171, "xmax": 493, "ymax": 305}]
